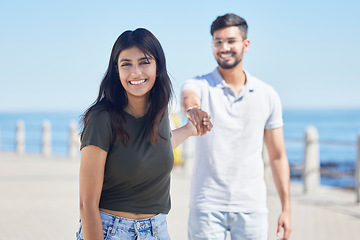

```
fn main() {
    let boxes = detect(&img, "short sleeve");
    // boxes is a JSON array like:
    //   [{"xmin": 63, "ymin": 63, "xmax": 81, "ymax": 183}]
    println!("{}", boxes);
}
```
[
  {"xmin": 181, "ymin": 78, "xmax": 203, "ymax": 99},
  {"xmin": 265, "ymin": 88, "xmax": 284, "ymax": 129},
  {"xmin": 80, "ymin": 110, "xmax": 113, "ymax": 152}
]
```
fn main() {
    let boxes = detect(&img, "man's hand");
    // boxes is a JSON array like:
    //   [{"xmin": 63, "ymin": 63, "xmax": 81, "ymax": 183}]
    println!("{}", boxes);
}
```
[
  {"xmin": 276, "ymin": 210, "xmax": 291, "ymax": 240},
  {"xmin": 186, "ymin": 108, "xmax": 212, "ymax": 136}
]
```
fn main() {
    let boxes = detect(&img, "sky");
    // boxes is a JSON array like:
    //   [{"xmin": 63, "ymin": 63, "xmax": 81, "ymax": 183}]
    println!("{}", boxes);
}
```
[{"xmin": 1, "ymin": 0, "xmax": 359, "ymax": 112}]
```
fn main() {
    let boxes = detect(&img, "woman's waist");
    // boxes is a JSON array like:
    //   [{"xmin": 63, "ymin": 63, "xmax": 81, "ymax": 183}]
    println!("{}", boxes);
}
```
[{"xmin": 100, "ymin": 208, "xmax": 156, "ymax": 220}]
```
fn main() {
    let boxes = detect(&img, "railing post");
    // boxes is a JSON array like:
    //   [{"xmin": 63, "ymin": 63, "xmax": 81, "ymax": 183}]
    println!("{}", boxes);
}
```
[
  {"xmin": 303, "ymin": 126, "xmax": 320, "ymax": 194},
  {"xmin": 69, "ymin": 121, "xmax": 80, "ymax": 159},
  {"xmin": 263, "ymin": 143, "xmax": 272, "ymax": 185},
  {"xmin": 356, "ymin": 130, "xmax": 360, "ymax": 203},
  {"xmin": 16, "ymin": 120, "xmax": 25, "ymax": 154},
  {"xmin": 42, "ymin": 120, "xmax": 52, "ymax": 156}
]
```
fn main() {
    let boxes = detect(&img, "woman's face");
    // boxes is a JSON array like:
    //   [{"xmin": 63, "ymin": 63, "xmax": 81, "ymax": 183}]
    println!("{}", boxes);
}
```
[{"xmin": 117, "ymin": 46, "xmax": 156, "ymax": 100}]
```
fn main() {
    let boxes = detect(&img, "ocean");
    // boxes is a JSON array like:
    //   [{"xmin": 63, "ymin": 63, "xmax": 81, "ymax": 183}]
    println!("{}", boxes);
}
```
[
  {"xmin": 0, "ymin": 109, "xmax": 359, "ymax": 188},
  {"xmin": 283, "ymin": 109, "xmax": 360, "ymax": 189}
]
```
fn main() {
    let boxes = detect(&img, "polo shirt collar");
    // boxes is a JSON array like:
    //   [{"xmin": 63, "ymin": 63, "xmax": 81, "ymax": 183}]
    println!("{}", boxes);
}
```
[{"xmin": 212, "ymin": 68, "xmax": 255, "ymax": 99}]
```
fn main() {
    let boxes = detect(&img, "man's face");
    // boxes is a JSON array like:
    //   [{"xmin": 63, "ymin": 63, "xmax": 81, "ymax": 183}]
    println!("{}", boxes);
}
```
[{"xmin": 212, "ymin": 26, "xmax": 250, "ymax": 69}]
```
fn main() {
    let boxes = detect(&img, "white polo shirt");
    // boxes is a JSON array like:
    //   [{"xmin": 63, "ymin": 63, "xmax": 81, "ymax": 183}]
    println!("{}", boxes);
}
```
[{"xmin": 182, "ymin": 68, "xmax": 283, "ymax": 213}]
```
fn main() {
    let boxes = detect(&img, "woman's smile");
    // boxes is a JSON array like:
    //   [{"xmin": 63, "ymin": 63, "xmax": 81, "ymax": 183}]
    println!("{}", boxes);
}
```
[{"xmin": 129, "ymin": 78, "xmax": 147, "ymax": 85}]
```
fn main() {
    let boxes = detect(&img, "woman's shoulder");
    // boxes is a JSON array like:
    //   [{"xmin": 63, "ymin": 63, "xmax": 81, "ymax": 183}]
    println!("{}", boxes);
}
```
[{"xmin": 86, "ymin": 101, "xmax": 111, "ymax": 123}]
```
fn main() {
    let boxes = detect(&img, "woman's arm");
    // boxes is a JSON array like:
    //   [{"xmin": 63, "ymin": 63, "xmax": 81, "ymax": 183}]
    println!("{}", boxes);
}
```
[{"xmin": 79, "ymin": 145, "xmax": 108, "ymax": 240}]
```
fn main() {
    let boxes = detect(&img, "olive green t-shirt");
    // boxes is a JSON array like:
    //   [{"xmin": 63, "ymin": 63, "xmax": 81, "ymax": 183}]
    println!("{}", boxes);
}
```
[{"xmin": 80, "ymin": 108, "xmax": 174, "ymax": 214}]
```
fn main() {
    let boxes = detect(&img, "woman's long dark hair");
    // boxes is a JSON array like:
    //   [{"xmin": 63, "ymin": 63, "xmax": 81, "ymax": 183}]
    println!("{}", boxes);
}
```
[{"xmin": 82, "ymin": 28, "xmax": 173, "ymax": 145}]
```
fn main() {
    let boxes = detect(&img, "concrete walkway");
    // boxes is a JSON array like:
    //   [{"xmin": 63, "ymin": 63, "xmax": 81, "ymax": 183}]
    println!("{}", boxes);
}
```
[{"xmin": 0, "ymin": 152, "xmax": 359, "ymax": 240}]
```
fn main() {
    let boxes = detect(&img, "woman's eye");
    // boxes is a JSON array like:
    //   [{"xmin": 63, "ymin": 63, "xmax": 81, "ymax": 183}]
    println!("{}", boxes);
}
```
[
  {"xmin": 121, "ymin": 63, "xmax": 131, "ymax": 67},
  {"xmin": 140, "ymin": 61, "xmax": 150, "ymax": 65}
]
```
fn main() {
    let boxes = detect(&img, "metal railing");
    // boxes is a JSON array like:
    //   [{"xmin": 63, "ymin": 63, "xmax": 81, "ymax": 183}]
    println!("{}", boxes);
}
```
[
  {"xmin": 1, "ymin": 120, "xmax": 360, "ymax": 202},
  {"xmin": 263, "ymin": 126, "xmax": 360, "ymax": 203},
  {"xmin": 0, "ymin": 120, "xmax": 80, "ymax": 159}
]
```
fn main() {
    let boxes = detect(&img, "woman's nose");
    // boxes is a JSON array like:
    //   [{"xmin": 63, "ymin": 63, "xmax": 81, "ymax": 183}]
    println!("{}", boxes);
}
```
[{"xmin": 131, "ymin": 65, "xmax": 142, "ymax": 76}]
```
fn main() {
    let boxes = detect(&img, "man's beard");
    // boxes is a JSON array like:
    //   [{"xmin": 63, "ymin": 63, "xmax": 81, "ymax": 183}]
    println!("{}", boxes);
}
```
[
  {"xmin": 217, "ymin": 57, "xmax": 242, "ymax": 69},
  {"xmin": 216, "ymin": 52, "xmax": 243, "ymax": 69}
]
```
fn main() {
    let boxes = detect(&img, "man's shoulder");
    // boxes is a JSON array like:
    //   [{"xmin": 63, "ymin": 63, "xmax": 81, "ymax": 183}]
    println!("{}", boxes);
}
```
[
  {"xmin": 246, "ymin": 71, "xmax": 265, "ymax": 86},
  {"xmin": 246, "ymin": 71, "xmax": 277, "ymax": 93},
  {"xmin": 191, "ymin": 70, "xmax": 216, "ymax": 82},
  {"xmin": 187, "ymin": 68, "xmax": 221, "ymax": 88}
]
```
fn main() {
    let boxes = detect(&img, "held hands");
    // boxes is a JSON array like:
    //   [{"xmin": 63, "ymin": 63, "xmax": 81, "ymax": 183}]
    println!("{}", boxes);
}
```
[{"xmin": 186, "ymin": 109, "xmax": 213, "ymax": 136}]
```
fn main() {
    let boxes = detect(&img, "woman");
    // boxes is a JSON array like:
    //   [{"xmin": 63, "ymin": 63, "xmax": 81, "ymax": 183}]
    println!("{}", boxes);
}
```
[{"xmin": 76, "ymin": 28, "xmax": 211, "ymax": 240}]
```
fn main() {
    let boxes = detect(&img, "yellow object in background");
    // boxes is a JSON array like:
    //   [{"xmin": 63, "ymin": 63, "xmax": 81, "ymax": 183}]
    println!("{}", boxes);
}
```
[{"xmin": 170, "ymin": 113, "xmax": 184, "ymax": 165}]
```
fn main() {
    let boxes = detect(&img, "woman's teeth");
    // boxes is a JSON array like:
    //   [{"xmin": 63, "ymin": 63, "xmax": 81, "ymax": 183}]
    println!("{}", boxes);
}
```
[{"xmin": 130, "ymin": 79, "xmax": 146, "ymax": 85}]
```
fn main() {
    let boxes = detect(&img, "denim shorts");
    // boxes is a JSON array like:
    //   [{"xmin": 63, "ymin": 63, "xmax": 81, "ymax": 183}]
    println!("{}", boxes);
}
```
[
  {"xmin": 188, "ymin": 209, "xmax": 268, "ymax": 240},
  {"xmin": 76, "ymin": 211, "xmax": 171, "ymax": 240}
]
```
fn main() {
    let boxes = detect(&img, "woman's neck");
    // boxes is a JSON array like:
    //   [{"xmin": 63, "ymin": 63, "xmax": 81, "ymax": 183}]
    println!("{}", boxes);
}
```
[{"xmin": 125, "ymin": 95, "xmax": 149, "ymax": 118}]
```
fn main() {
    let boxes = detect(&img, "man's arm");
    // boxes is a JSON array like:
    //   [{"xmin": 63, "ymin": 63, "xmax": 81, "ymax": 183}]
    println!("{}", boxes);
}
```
[
  {"xmin": 181, "ymin": 89, "xmax": 211, "ymax": 135},
  {"xmin": 264, "ymin": 127, "xmax": 291, "ymax": 240},
  {"xmin": 181, "ymin": 89, "xmax": 201, "ymax": 115}
]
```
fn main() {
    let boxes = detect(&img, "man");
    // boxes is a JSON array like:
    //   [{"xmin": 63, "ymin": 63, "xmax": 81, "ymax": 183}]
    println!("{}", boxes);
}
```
[{"xmin": 181, "ymin": 13, "xmax": 291, "ymax": 240}]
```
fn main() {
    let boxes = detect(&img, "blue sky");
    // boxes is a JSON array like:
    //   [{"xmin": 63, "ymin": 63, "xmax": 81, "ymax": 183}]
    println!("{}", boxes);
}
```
[{"xmin": 1, "ymin": 0, "xmax": 359, "ymax": 112}]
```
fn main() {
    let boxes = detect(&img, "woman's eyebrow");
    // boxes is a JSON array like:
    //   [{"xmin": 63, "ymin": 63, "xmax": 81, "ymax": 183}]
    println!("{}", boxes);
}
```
[
  {"xmin": 119, "ymin": 58, "xmax": 131, "ymax": 62},
  {"xmin": 119, "ymin": 57, "xmax": 152, "ymax": 62},
  {"xmin": 139, "ymin": 56, "xmax": 154, "ymax": 61}
]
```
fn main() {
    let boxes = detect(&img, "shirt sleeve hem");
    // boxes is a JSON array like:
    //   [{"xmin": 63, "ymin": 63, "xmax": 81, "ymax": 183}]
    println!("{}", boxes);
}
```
[
  {"xmin": 80, "ymin": 142, "xmax": 110, "ymax": 153},
  {"xmin": 264, "ymin": 122, "xmax": 284, "ymax": 130}
]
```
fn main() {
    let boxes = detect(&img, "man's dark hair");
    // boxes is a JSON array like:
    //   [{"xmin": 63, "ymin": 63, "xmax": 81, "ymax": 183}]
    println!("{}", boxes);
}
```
[{"xmin": 211, "ymin": 13, "xmax": 248, "ymax": 39}]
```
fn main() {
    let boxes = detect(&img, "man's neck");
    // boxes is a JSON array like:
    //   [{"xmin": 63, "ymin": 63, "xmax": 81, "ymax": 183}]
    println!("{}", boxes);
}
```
[{"xmin": 218, "ymin": 64, "xmax": 246, "ymax": 95}]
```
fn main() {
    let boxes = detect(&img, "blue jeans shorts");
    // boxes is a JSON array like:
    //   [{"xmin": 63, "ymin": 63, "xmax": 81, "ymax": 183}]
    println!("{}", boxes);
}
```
[
  {"xmin": 188, "ymin": 209, "xmax": 268, "ymax": 240},
  {"xmin": 76, "ymin": 211, "xmax": 171, "ymax": 240}
]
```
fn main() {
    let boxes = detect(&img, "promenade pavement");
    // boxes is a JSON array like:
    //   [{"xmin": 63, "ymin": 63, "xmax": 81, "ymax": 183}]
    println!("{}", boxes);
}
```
[{"xmin": 0, "ymin": 152, "xmax": 359, "ymax": 240}]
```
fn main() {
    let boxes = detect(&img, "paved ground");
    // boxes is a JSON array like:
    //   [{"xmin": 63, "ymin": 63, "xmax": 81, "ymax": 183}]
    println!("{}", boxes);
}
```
[{"xmin": 0, "ymin": 152, "xmax": 359, "ymax": 239}]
